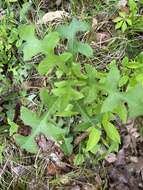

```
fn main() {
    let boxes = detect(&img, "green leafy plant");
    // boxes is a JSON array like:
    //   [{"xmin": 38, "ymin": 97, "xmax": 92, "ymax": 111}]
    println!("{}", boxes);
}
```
[
  {"xmin": 15, "ymin": 18, "xmax": 143, "ymax": 165},
  {"xmin": 113, "ymin": 11, "xmax": 132, "ymax": 32}
]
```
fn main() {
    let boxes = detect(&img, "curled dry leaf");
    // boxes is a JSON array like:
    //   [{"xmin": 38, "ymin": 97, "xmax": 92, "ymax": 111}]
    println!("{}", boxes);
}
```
[{"xmin": 40, "ymin": 11, "xmax": 69, "ymax": 24}]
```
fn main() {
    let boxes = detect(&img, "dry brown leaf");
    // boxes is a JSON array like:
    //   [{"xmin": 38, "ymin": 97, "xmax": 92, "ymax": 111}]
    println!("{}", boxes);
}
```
[
  {"xmin": 118, "ymin": 0, "xmax": 128, "ymax": 8},
  {"xmin": 40, "ymin": 11, "xmax": 69, "ymax": 24},
  {"xmin": 92, "ymin": 17, "xmax": 98, "ymax": 30},
  {"xmin": 47, "ymin": 161, "xmax": 59, "ymax": 175},
  {"xmin": 105, "ymin": 153, "xmax": 117, "ymax": 164}
]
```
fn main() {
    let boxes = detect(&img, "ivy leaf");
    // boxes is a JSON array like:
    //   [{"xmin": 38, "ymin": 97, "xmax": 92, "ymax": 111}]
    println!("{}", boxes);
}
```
[
  {"xmin": 15, "ymin": 107, "xmax": 65, "ymax": 153},
  {"xmin": 57, "ymin": 18, "xmax": 93, "ymax": 57},
  {"xmin": 86, "ymin": 127, "xmax": 101, "ymax": 152}
]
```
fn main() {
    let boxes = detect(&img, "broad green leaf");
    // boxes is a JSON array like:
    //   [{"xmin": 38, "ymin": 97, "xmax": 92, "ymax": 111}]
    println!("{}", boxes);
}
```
[
  {"xmin": 125, "ymin": 85, "xmax": 143, "ymax": 117},
  {"xmin": 40, "ymin": 88, "xmax": 56, "ymax": 109},
  {"xmin": 38, "ymin": 52, "xmax": 72, "ymax": 75},
  {"xmin": 104, "ymin": 64, "xmax": 120, "ymax": 93},
  {"xmin": 119, "ymin": 12, "xmax": 126, "ymax": 18},
  {"xmin": 76, "ymin": 42, "xmax": 93, "ymax": 57},
  {"xmin": 102, "ymin": 115, "xmax": 121, "ymax": 144},
  {"xmin": 61, "ymin": 137, "xmax": 73, "ymax": 155},
  {"xmin": 127, "ymin": 19, "xmax": 132, "ymax": 26},
  {"xmin": 122, "ymin": 22, "xmax": 128, "ymax": 33},
  {"xmin": 128, "ymin": 0, "xmax": 137, "ymax": 14},
  {"xmin": 74, "ymin": 154, "xmax": 84, "ymax": 165},
  {"xmin": 114, "ymin": 103, "xmax": 127, "ymax": 123},
  {"xmin": 101, "ymin": 93, "xmax": 122, "ymax": 113},
  {"xmin": 52, "ymin": 80, "xmax": 84, "ymax": 111},
  {"xmin": 15, "ymin": 107, "xmax": 65, "ymax": 153},
  {"xmin": 57, "ymin": 18, "xmax": 93, "ymax": 57},
  {"xmin": 75, "ymin": 122, "xmax": 91, "ymax": 132},
  {"xmin": 71, "ymin": 63, "xmax": 87, "ymax": 79},
  {"xmin": 19, "ymin": 25, "xmax": 70, "ymax": 75},
  {"xmin": 113, "ymin": 17, "xmax": 122, "ymax": 23},
  {"xmin": 86, "ymin": 127, "xmax": 101, "ymax": 152},
  {"xmin": 115, "ymin": 21, "xmax": 123, "ymax": 29}
]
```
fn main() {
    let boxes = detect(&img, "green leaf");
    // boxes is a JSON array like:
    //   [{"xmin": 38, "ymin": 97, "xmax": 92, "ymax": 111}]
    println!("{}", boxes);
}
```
[
  {"xmin": 126, "ymin": 19, "xmax": 132, "ymax": 26},
  {"xmin": 104, "ymin": 64, "xmax": 120, "ymax": 93},
  {"xmin": 101, "ymin": 93, "xmax": 122, "ymax": 113},
  {"xmin": 102, "ymin": 115, "xmax": 121, "ymax": 144},
  {"xmin": 113, "ymin": 17, "xmax": 122, "ymax": 23},
  {"xmin": 74, "ymin": 122, "xmax": 91, "ymax": 132},
  {"xmin": 52, "ymin": 80, "xmax": 84, "ymax": 111},
  {"xmin": 38, "ymin": 52, "xmax": 72, "ymax": 75},
  {"xmin": 128, "ymin": 0, "xmax": 137, "ymax": 14},
  {"xmin": 15, "ymin": 107, "xmax": 65, "ymax": 153},
  {"xmin": 19, "ymin": 25, "xmax": 68, "ymax": 75},
  {"xmin": 125, "ymin": 85, "xmax": 143, "ymax": 117},
  {"xmin": 76, "ymin": 42, "xmax": 93, "ymax": 57},
  {"xmin": 74, "ymin": 154, "xmax": 84, "ymax": 165},
  {"xmin": 86, "ymin": 127, "xmax": 101, "ymax": 152},
  {"xmin": 115, "ymin": 21, "xmax": 123, "ymax": 29},
  {"xmin": 20, "ymin": 2, "xmax": 31, "ymax": 22},
  {"xmin": 114, "ymin": 103, "xmax": 127, "ymax": 123},
  {"xmin": 8, "ymin": 119, "xmax": 18, "ymax": 136},
  {"xmin": 57, "ymin": 18, "xmax": 93, "ymax": 57},
  {"xmin": 61, "ymin": 137, "xmax": 73, "ymax": 155},
  {"xmin": 119, "ymin": 75, "xmax": 129, "ymax": 87},
  {"xmin": 119, "ymin": 12, "xmax": 126, "ymax": 18},
  {"xmin": 122, "ymin": 22, "xmax": 128, "ymax": 32},
  {"xmin": 40, "ymin": 88, "xmax": 56, "ymax": 109}
]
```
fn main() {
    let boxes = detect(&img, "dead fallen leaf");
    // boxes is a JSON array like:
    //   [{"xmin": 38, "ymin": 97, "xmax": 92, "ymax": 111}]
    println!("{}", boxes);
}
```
[
  {"xmin": 105, "ymin": 153, "xmax": 117, "ymax": 164},
  {"xmin": 115, "ymin": 149, "xmax": 126, "ymax": 166},
  {"xmin": 47, "ymin": 161, "xmax": 59, "ymax": 175},
  {"xmin": 40, "ymin": 11, "xmax": 69, "ymax": 24},
  {"xmin": 36, "ymin": 134, "xmax": 55, "ymax": 152},
  {"xmin": 92, "ymin": 17, "xmax": 98, "ymax": 30},
  {"xmin": 130, "ymin": 156, "xmax": 138, "ymax": 163},
  {"xmin": 118, "ymin": 0, "xmax": 127, "ymax": 8}
]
